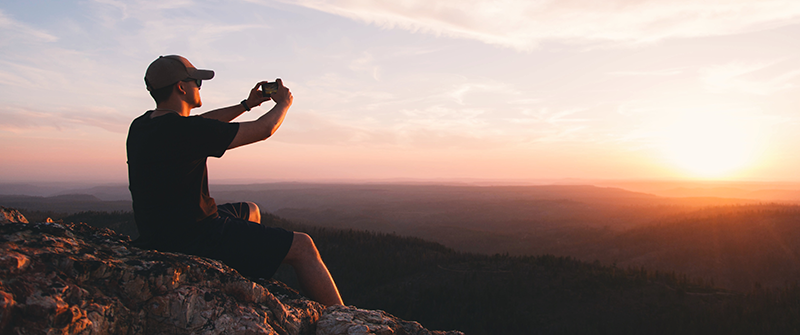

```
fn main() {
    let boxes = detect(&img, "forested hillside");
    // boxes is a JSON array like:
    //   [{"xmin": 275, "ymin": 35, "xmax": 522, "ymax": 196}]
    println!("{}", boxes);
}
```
[{"xmin": 552, "ymin": 205, "xmax": 800, "ymax": 291}]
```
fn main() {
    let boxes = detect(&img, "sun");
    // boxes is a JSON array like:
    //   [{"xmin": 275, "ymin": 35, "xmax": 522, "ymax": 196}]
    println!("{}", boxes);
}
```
[{"xmin": 658, "ymin": 111, "xmax": 760, "ymax": 179}]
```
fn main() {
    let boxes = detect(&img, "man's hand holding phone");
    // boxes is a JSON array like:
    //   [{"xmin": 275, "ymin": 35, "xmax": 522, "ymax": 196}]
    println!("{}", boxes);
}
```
[{"xmin": 266, "ymin": 78, "xmax": 292, "ymax": 108}]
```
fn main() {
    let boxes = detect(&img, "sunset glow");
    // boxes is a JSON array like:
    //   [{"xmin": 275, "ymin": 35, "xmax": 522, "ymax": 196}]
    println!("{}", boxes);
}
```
[
  {"xmin": 659, "ymin": 111, "xmax": 762, "ymax": 179},
  {"xmin": 1, "ymin": 1, "xmax": 800, "ymax": 183}
]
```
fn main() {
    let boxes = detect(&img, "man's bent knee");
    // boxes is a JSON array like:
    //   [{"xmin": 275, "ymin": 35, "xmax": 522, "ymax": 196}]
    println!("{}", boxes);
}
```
[
  {"xmin": 245, "ymin": 201, "xmax": 261, "ymax": 223},
  {"xmin": 283, "ymin": 232, "xmax": 320, "ymax": 264}
]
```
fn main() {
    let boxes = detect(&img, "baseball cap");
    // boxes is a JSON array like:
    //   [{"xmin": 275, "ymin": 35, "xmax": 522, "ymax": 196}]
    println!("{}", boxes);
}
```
[{"xmin": 144, "ymin": 55, "xmax": 214, "ymax": 91}]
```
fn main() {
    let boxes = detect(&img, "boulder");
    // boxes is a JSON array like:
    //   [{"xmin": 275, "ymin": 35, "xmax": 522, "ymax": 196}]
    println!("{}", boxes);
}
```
[
  {"xmin": 0, "ymin": 207, "xmax": 27, "ymax": 224},
  {"xmin": 0, "ymin": 208, "xmax": 462, "ymax": 335}
]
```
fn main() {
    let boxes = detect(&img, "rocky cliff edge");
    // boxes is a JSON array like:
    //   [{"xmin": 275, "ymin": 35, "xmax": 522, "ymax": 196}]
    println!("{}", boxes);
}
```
[{"xmin": 0, "ymin": 206, "xmax": 463, "ymax": 335}]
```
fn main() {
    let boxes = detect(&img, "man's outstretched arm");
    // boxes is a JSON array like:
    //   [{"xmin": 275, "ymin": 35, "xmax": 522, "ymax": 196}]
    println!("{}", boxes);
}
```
[
  {"xmin": 227, "ymin": 79, "xmax": 293, "ymax": 149},
  {"xmin": 201, "ymin": 81, "xmax": 273, "ymax": 123}
]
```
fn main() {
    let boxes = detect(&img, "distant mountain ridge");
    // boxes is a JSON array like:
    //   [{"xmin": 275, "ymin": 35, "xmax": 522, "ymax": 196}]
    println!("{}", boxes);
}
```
[
  {"xmin": 0, "ymin": 194, "xmax": 131, "ymax": 213},
  {"xmin": 7, "ymin": 180, "xmax": 800, "ymax": 202}
]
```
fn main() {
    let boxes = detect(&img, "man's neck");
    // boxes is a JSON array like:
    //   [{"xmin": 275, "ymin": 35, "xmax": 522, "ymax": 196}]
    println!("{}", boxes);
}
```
[{"xmin": 153, "ymin": 102, "xmax": 191, "ymax": 117}]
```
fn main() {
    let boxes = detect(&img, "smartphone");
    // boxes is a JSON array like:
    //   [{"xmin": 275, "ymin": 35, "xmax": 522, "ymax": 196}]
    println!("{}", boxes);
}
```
[{"xmin": 261, "ymin": 82, "xmax": 279, "ymax": 97}]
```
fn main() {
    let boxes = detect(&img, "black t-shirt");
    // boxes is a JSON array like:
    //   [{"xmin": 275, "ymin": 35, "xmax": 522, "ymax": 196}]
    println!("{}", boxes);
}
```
[{"xmin": 126, "ymin": 111, "xmax": 239, "ymax": 246}]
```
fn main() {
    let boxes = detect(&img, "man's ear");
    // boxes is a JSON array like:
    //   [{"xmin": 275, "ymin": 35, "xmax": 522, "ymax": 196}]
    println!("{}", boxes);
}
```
[{"xmin": 175, "ymin": 81, "xmax": 188, "ymax": 96}]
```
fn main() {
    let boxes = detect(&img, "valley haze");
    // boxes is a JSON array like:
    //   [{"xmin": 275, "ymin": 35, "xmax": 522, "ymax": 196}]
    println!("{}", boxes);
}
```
[{"xmin": 3, "ymin": 179, "xmax": 800, "ymax": 202}]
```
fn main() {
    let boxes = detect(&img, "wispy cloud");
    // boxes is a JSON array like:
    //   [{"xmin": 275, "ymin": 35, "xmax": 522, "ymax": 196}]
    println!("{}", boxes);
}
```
[
  {"xmin": 275, "ymin": 102, "xmax": 596, "ymax": 150},
  {"xmin": 519, "ymin": 108, "xmax": 590, "ymax": 125},
  {"xmin": 285, "ymin": 0, "xmax": 800, "ymax": 50},
  {"xmin": 348, "ymin": 52, "xmax": 381, "ymax": 80},
  {"xmin": 0, "ymin": 60, "xmax": 63, "ymax": 89},
  {"xmin": 700, "ymin": 60, "xmax": 800, "ymax": 95},
  {"xmin": 282, "ymin": 69, "xmax": 605, "ymax": 148},
  {"xmin": 445, "ymin": 81, "xmax": 517, "ymax": 105},
  {"xmin": 609, "ymin": 68, "xmax": 685, "ymax": 76},
  {"xmin": 0, "ymin": 105, "xmax": 130, "ymax": 134},
  {"xmin": 0, "ymin": 10, "xmax": 58, "ymax": 46},
  {"xmin": 91, "ymin": 0, "xmax": 196, "ymax": 19}
]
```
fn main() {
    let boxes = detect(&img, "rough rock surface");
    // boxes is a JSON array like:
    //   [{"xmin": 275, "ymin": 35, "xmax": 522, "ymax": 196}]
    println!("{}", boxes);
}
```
[
  {"xmin": 0, "ymin": 207, "xmax": 462, "ymax": 335},
  {"xmin": 0, "ymin": 206, "xmax": 27, "ymax": 224},
  {"xmin": 318, "ymin": 306, "xmax": 462, "ymax": 335}
]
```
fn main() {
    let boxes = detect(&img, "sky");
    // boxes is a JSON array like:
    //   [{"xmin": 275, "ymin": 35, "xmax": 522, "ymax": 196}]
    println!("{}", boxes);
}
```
[{"xmin": 2, "ymin": 0, "xmax": 800, "ymax": 184}]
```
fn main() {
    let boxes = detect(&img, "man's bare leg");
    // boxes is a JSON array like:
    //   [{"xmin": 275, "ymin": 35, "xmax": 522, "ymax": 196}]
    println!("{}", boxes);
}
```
[
  {"xmin": 245, "ymin": 201, "xmax": 261, "ymax": 223},
  {"xmin": 283, "ymin": 232, "xmax": 343, "ymax": 306}
]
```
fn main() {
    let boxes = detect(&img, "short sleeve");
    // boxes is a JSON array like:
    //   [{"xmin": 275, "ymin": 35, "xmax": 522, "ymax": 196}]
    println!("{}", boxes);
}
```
[{"xmin": 170, "ymin": 115, "xmax": 240, "ymax": 159}]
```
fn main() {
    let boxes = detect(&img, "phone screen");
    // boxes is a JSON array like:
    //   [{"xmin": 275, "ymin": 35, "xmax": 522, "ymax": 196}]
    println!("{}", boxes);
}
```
[{"xmin": 261, "ymin": 82, "xmax": 278, "ymax": 97}]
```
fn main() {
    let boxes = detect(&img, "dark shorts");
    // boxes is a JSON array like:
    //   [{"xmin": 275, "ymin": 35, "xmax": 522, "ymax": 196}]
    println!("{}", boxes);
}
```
[{"xmin": 188, "ymin": 202, "xmax": 294, "ymax": 279}]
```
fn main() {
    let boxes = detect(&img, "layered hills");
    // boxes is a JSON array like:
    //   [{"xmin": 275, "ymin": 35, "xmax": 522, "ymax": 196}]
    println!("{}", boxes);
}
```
[{"xmin": 7, "ymin": 183, "xmax": 800, "ymax": 292}]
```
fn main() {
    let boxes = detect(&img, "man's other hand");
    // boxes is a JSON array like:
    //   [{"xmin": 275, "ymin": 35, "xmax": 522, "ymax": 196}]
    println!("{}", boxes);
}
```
[{"xmin": 245, "ymin": 81, "xmax": 274, "ymax": 110}]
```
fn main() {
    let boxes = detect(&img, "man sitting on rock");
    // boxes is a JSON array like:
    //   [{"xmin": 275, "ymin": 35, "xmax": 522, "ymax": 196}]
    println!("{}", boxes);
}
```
[{"xmin": 126, "ymin": 55, "xmax": 343, "ymax": 306}]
